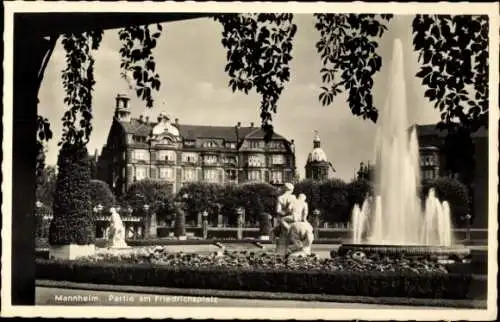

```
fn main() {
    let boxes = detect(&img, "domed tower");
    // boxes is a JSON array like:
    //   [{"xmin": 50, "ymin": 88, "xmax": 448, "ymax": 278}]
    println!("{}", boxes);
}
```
[{"xmin": 305, "ymin": 131, "xmax": 332, "ymax": 181}]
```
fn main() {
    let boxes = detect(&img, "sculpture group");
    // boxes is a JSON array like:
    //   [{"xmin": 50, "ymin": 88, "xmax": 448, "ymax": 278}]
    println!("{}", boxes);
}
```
[{"xmin": 274, "ymin": 183, "xmax": 315, "ymax": 257}]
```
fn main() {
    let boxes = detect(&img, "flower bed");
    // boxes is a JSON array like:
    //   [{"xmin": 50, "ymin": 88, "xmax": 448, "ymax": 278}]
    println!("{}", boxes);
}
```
[{"xmin": 35, "ymin": 247, "xmax": 472, "ymax": 299}]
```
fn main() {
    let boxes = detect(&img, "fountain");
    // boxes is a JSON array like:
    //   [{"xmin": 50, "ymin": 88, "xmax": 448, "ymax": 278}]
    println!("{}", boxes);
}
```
[{"xmin": 340, "ymin": 38, "xmax": 469, "ymax": 259}]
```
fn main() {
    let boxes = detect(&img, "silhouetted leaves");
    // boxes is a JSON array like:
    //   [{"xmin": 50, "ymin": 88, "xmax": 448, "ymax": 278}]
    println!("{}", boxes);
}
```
[
  {"xmin": 119, "ymin": 24, "xmax": 162, "ymax": 108},
  {"xmin": 36, "ymin": 115, "xmax": 53, "ymax": 179},
  {"xmin": 60, "ymin": 30, "xmax": 102, "ymax": 148},
  {"xmin": 314, "ymin": 14, "xmax": 393, "ymax": 123},
  {"xmin": 413, "ymin": 15, "xmax": 488, "ymax": 132},
  {"xmin": 215, "ymin": 13, "xmax": 297, "ymax": 141}
]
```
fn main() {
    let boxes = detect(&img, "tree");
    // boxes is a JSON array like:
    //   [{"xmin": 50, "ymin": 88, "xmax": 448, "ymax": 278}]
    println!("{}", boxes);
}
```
[
  {"xmin": 318, "ymin": 178, "xmax": 350, "ymax": 224},
  {"xmin": 89, "ymin": 179, "xmax": 116, "ymax": 212},
  {"xmin": 421, "ymin": 177, "xmax": 470, "ymax": 227},
  {"xmin": 238, "ymin": 183, "xmax": 280, "ymax": 225},
  {"xmin": 124, "ymin": 179, "xmax": 175, "ymax": 221},
  {"xmin": 35, "ymin": 165, "xmax": 57, "ymax": 209},
  {"xmin": 346, "ymin": 178, "xmax": 374, "ymax": 213},
  {"xmin": 176, "ymin": 182, "xmax": 223, "ymax": 223},
  {"xmin": 294, "ymin": 179, "xmax": 321, "ymax": 211},
  {"xmin": 49, "ymin": 144, "xmax": 94, "ymax": 245}
]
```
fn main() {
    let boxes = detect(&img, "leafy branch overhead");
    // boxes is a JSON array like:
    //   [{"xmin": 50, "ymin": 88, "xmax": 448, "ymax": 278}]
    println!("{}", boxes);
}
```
[
  {"xmin": 315, "ymin": 14, "xmax": 393, "ymax": 123},
  {"xmin": 413, "ymin": 15, "xmax": 489, "ymax": 132},
  {"xmin": 119, "ymin": 24, "xmax": 163, "ymax": 108},
  {"xmin": 215, "ymin": 13, "xmax": 297, "ymax": 141},
  {"xmin": 60, "ymin": 30, "xmax": 103, "ymax": 147}
]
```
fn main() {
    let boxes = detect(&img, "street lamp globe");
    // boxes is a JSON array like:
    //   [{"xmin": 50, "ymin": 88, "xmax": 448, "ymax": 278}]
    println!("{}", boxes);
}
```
[{"xmin": 143, "ymin": 204, "xmax": 150, "ymax": 211}]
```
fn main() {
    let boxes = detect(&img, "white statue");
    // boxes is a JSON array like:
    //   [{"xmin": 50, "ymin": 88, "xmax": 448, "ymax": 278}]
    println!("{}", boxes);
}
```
[
  {"xmin": 274, "ymin": 183, "xmax": 297, "ymax": 254},
  {"xmin": 108, "ymin": 207, "xmax": 129, "ymax": 249},
  {"xmin": 292, "ymin": 193, "xmax": 309, "ymax": 222},
  {"xmin": 287, "ymin": 220, "xmax": 315, "ymax": 257}
]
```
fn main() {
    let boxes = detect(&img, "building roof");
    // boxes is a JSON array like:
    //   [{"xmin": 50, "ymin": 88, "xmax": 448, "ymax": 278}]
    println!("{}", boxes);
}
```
[
  {"xmin": 412, "ymin": 123, "xmax": 488, "ymax": 139},
  {"xmin": 117, "ymin": 118, "xmax": 287, "ymax": 142}
]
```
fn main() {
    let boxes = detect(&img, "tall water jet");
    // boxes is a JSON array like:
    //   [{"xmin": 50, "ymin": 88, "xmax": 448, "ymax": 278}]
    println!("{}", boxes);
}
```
[{"xmin": 350, "ymin": 38, "xmax": 454, "ymax": 246}]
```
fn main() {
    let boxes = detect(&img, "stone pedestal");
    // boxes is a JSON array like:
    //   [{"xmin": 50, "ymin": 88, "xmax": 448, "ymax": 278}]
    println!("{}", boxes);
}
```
[
  {"xmin": 217, "ymin": 214, "xmax": 223, "ymax": 227},
  {"xmin": 49, "ymin": 244, "xmax": 96, "ymax": 260},
  {"xmin": 259, "ymin": 235, "xmax": 270, "ymax": 241}
]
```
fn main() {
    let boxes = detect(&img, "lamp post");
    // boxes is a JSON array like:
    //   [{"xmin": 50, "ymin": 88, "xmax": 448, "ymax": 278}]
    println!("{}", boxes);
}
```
[
  {"xmin": 143, "ymin": 203, "xmax": 150, "ymax": 239},
  {"xmin": 462, "ymin": 213, "xmax": 472, "ymax": 242},
  {"xmin": 35, "ymin": 201, "xmax": 43, "ymax": 238},
  {"xmin": 312, "ymin": 209, "xmax": 320, "ymax": 240},
  {"xmin": 202, "ymin": 210, "xmax": 209, "ymax": 239},
  {"xmin": 236, "ymin": 207, "xmax": 244, "ymax": 240},
  {"xmin": 93, "ymin": 204, "xmax": 104, "ymax": 238}
]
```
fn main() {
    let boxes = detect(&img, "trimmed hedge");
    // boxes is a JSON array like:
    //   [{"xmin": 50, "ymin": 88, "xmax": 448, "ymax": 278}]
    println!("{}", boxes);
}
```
[
  {"xmin": 49, "ymin": 145, "xmax": 94, "ymax": 245},
  {"xmin": 36, "ymin": 259, "xmax": 472, "ymax": 299}
]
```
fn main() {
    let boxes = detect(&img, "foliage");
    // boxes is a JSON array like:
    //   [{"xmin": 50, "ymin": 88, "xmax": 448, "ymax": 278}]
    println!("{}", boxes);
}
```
[
  {"xmin": 346, "ymin": 178, "xmax": 374, "ymax": 212},
  {"xmin": 89, "ymin": 179, "xmax": 117, "ymax": 212},
  {"xmin": 413, "ymin": 15, "xmax": 489, "ymax": 132},
  {"xmin": 235, "ymin": 183, "xmax": 280, "ymax": 224},
  {"xmin": 421, "ymin": 177, "xmax": 470, "ymax": 227},
  {"xmin": 125, "ymin": 179, "xmax": 175, "ymax": 221},
  {"xmin": 314, "ymin": 14, "xmax": 393, "ymax": 123},
  {"xmin": 118, "ymin": 24, "xmax": 162, "ymax": 108},
  {"xmin": 215, "ymin": 13, "xmax": 297, "ymax": 141},
  {"xmin": 318, "ymin": 179, "xmax": 350, "ymax": 223},
  {"xmin": 36, "ymin": 165, "xmax": 57, "ymax": 209},
  {"xmin": 176, "ymin": 182, "xmax": 224, "ymax": 220},
  {"xmin": 36, "ymin": 116, "xmax": 53, "ymax": 179},
  {"xmin": 294, "ymin": 179, "xmax": 321, "ymax": 211},
  {"xmin": 59, "ymin": 30, "xmax": 102, "ymax": 147},
  {"xmin": 49, "ymin": 145, "xmax": 94, "ymax": 245}
]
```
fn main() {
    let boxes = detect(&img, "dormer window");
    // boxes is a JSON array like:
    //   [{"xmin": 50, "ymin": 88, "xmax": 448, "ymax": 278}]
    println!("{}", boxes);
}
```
[{"xmin": 184, "ymin": 140, "xmax": 195, "ymax": 147}]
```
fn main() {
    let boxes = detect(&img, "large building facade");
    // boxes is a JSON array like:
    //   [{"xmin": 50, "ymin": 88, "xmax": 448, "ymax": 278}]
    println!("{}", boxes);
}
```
[
  {"xmin": 97, "ymin": 95, "xmax": 297, "ymax": 196},
  {"xmin": 415, "ymin": 124, "xmax": 488, "ymax": 228}
]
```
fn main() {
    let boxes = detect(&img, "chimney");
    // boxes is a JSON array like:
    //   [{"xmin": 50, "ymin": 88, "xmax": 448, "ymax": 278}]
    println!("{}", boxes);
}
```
[
  {"xmin": 250, "ymin": 122, "xmax": 254, "ymax": 127},
  {"xmin": 139, "ymin": 115, "xmax": 144, "ymax": 123},
  {"xmin": 175, "ymin": 118, "xmax": 179, "ymax": 125},
  {"xmin": 145, "ymin": 116, "xmax": 149, "ymax": 124},
  {"xmin": 237, "ymin": 122, "xmax": 241, "ymax": 127}
]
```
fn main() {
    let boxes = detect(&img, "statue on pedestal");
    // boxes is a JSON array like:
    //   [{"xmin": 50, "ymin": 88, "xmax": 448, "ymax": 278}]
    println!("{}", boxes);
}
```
[{"xmin": 108, "ymin": 207, "xmax": 129, "ymax": 249}]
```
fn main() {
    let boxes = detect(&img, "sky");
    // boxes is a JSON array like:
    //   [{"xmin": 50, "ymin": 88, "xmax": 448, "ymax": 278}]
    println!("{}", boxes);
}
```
[{"xmin": 38, "ymin": 14, "xmax": 440, "ymax": 182}]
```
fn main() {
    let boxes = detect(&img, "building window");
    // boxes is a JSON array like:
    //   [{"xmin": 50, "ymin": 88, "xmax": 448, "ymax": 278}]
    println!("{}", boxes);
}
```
[
  {"xmin": 271, "ymin": 171, "xmax": 283, "ymax": 183},
  {"xmin": 183, "ymin": 168, "xmax": 197, "ymax": 181},
  {"xmin": 203, "ymin": 155, "xmax": 217, "ymax": 164},
  {"xmin": 133, "ymin": 149, "xmax": 149, "ymax": 161},
  {"xmin": 182, "ymin": 152, "xmax": 198, "ymax": 163},
  {"xmin": 225, "ymin": 142, "xmax": 236, "ymax": 149},
  {"xmin": 184, "ymin": 140, "xmax": 195, "ymax": 147},
  {"xmin": 248, "ymin": 170, "xmax": 262, "ymax": 182},
  {"xmin": 133, "ymin": 135, "xmax": 147, "ymax": 143},
  {"xmin": 204, "ymin": 169, "xmax": 218, "ymax": 182},
  {"xmin": 249, "ymin": 140, "xmax": 264, "ymax": 149},
  {"xmin": 203, "ymin": 141, "xmax": 217, "ymax": 148},
  {"xmin": 136, "ymin": 167, "xmax": 148, "ymax": 180},
  {"xmin": 158, "ymin": 150, "xmax": 176, "ymax": 162},
  {"xmin": 271, "ymin": 154, "xmax": 285, "ymax": 165},
  {"xmin": 248, "ymin": 154, "xmax": 265, "ymax": 167},
  {"xmin": 159, "ymin": 167, "xmax": 174, "ymax": 180},
  {"xmin": 225, "ymin": 169, "xmax": 238, "ymax": 182}
]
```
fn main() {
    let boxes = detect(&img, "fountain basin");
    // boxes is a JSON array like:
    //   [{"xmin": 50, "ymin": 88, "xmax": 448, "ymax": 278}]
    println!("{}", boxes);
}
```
[{"xmin": 335, "ymin": 244, "xmax": 471, "ymax": 260}]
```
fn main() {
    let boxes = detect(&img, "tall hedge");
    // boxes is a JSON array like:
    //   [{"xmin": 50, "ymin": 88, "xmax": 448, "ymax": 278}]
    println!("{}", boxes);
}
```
[
  {"xmin": 49, "ymin": 145, "xmax": 94, "ymax": 245},
  {"xmin": 318, "ymin": 179, "xmax": 350, "ymax": 223},
  {"xmin": 176, "ymin": 182, "xmax": 223, "ymax": 222},
  {"xmin": 90, "ymin": 179, "xmax": 116, "ymax": 213},
  {"xmin": 346, "ymin": 178, "xmax": 374, "ymax": 213},
  {"xmin": 294, "ymin": 179, "xmax": 321, "ymax": 211},
  {"xmin": 421, "ymin": 177, "xmax": 470, "ymax": 227}
]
